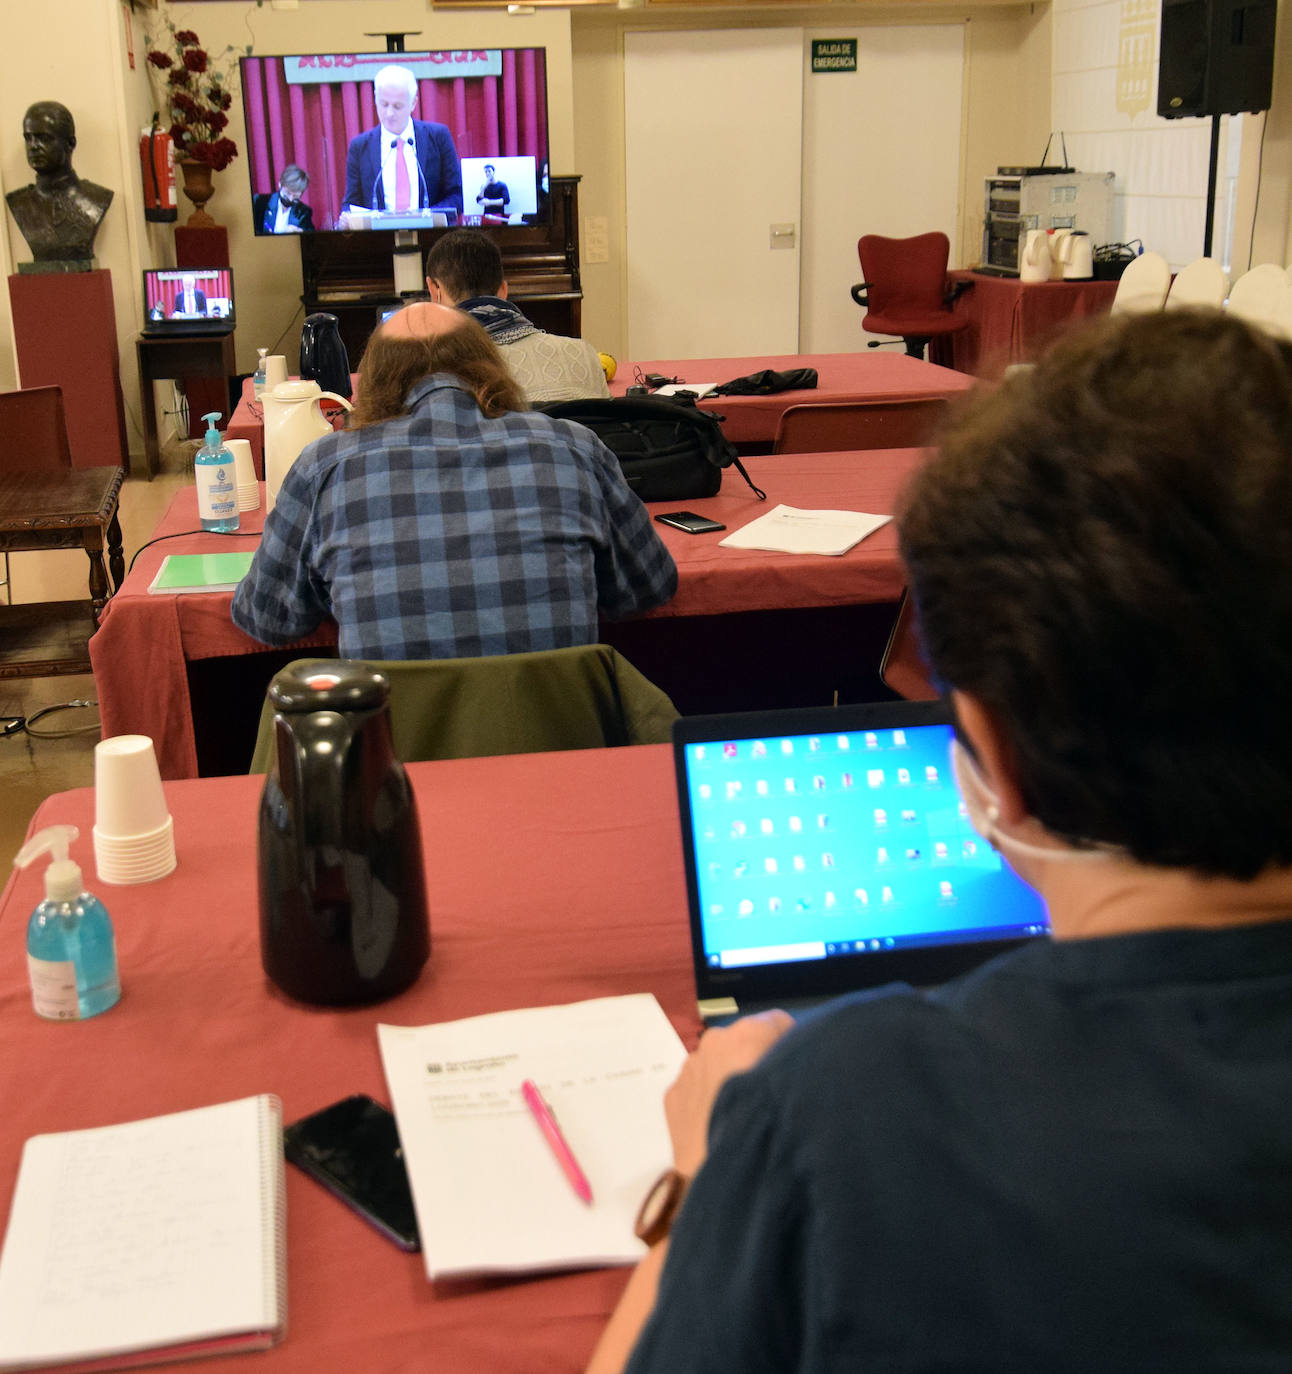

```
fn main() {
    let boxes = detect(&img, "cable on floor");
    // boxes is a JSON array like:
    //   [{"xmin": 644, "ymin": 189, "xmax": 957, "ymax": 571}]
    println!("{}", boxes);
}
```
[{"xmin": 1, "ymin": 699, "xmax": 102, "ymax": 740}]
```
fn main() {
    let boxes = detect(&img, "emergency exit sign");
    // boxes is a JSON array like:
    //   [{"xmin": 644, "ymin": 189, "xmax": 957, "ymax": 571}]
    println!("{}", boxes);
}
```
[{"xmin": 811, "ymin": 39, "xmax": 857, "ymax": 73}]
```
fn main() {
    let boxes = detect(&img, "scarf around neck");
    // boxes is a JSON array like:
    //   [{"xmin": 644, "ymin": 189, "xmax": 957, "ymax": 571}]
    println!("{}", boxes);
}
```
[{"xmin": 459, "ymin": 296, "xmax": 540, "ymax": 346}]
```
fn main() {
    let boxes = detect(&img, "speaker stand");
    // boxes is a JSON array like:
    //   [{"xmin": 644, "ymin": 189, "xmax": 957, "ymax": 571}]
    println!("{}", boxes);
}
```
[{"xmin": 1203, "ymin": 114, "xmax": 1221, "ymax": 258}]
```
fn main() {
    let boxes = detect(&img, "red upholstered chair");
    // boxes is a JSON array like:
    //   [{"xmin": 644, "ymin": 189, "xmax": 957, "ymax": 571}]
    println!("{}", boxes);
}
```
[
  {"xmin": 772, "ymin": 397, "xmax": 951, "ymax": 455},
  {"xmin": 0, "ymin": 385, "xmax": 74, "ymax": 600},
  {"xmin": 879, "ymin": 590, "xmax": 939, "ymax": 702},
  {"xmin": 850, "ymin": 232, "xmax": 971, "ymax": 360}
]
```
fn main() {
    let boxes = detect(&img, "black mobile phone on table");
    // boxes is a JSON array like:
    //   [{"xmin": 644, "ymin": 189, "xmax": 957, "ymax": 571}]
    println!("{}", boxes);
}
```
[
  {"xmin": 654, "ymin": 511, "xmax": 726, "ymax": 534},
  {"xmin": 283, "ymin": 1094, "xmax": 421, "ymax": 1251}
]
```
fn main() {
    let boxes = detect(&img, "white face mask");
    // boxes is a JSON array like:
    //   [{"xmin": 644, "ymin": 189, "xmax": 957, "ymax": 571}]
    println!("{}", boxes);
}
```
[{"xmin": 950, "ymin": 738, "xmax": 1122, "ymax": 866}]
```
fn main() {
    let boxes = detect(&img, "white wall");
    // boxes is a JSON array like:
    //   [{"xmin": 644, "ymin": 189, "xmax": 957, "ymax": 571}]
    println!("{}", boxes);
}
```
[{"xmin": 1053, "ymin": 0, "xmax": 1248, "ymax": 272}]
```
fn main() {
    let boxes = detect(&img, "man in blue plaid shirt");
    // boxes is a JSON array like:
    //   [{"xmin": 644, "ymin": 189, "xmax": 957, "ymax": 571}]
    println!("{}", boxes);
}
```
[{"xmin": 232, "ymin": 303, "xmax": 677, "ymax": 659}]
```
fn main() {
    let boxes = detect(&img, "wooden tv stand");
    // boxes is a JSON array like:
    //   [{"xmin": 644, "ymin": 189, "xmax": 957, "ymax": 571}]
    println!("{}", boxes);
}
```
[{"xmin": 300, "ymin": 175, "xmax": 583, "ymax": 363}]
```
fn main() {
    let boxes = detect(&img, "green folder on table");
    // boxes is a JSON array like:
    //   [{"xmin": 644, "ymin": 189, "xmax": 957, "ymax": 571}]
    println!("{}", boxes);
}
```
[{"xmin": 148, "ymin": 551, "xmax": 256, "ymax": 594}]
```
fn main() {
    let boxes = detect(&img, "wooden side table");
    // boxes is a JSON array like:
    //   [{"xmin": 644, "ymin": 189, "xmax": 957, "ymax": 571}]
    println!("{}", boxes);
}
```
[
  {"xmin": 0, "ymin": 466, "xmax": 125, "ymax": 678},
  {"xmin": 136, "ymin": 331, "xmax": 236, "ymax": 480}
]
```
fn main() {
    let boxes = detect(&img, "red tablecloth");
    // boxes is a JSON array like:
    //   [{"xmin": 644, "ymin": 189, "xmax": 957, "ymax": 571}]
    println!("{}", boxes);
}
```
[
  {"xmin": 89, "ymin": 450, "xmax": 927, "ymax": 781},
  {"xmin": 609, "ymin": 352, "xmax": 973, "ymax": 444},
  {"xmin": 0, "ymin": 746, "xmax": 695, "ymax": 1374},
  {"xmin": 931, "ymin": 272, "xmax": 1118, "ymax": 376}
]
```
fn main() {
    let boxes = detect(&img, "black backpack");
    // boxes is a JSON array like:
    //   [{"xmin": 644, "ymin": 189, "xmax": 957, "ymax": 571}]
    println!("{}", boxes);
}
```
[{"xmin": 539, "ymin": 396, "xmax": 767, "ymax": 504}]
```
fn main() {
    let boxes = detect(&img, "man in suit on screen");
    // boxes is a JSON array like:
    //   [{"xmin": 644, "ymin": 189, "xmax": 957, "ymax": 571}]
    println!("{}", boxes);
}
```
[
  {"xmin": 171, "ymin": 274, "xmax": 207, "ymax": 318},
  {"xmin": 253, "ymin": 164, "xmax": 314, "ymax": 235},
  {"xmin": 339, "ymin": 65, "xmax": 462, "ymax": 226}
]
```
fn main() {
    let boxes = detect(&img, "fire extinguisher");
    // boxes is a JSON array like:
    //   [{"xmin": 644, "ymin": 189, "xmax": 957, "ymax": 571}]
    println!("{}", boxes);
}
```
[{"xmin": 140, "ymin": 115, "xmax": 177, "ymax": 223}]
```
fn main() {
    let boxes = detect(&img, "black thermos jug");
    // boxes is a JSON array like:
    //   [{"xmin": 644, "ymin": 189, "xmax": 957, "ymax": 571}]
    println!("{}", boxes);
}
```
[
  {"xmin": 299, "ymin": 312, "xmax": 352, "ymax": 400},
  {"xmin": 258, "ymin": 661, "xmax": 430, "ymax": 1005}
]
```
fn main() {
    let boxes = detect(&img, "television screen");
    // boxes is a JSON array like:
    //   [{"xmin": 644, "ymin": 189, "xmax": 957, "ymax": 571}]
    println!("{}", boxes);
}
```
[{"xmin": 240, "ymin": 49, "xmax": 550, "ymax": 236}]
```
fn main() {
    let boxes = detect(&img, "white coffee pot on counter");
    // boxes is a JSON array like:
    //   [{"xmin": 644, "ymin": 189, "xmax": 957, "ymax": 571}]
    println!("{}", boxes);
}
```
[
  {"xmin": 263, "ymin": 380, "xmax": 354, "ymax": 513},
  {"xmin": 1019, "ymin": 229, "xmax": 1052, "ymax": 284},
  {"xmin": 1047, "ymin": 229, "xmax": 1074, "ymax": 280},
  {"xmin": 1058, "ymin": 230, "xmax": 1095, "ymax": 280}
]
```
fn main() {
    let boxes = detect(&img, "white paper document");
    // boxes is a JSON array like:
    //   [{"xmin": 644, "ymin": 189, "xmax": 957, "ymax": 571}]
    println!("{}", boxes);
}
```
[
  {"xmin": 378, "ymin": 994, "xmax": 687, "ymax": 1280},
  {"xmin": 653, "ymin": 382, "xmax": 719, "ymax": 398},
  {"xmin": 719, "ymin": 503, "xmax": 893, "ymax": 556}
]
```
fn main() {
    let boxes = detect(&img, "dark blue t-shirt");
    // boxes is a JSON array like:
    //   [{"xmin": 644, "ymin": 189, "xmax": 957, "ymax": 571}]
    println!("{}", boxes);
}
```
[{"xmin": 627, "ymin": 921, "xmax": 1292, "ymax": 1373}]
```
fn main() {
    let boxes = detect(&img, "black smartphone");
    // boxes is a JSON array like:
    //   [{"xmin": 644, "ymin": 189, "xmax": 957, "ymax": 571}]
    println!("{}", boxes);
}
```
[
  {"xmin": 654, "ymin": 511, "xmax": 726, "ymax": 534},
  {"xmin": 282, "ymin": 1094, "xmax": 421, "ymax": 1252}
]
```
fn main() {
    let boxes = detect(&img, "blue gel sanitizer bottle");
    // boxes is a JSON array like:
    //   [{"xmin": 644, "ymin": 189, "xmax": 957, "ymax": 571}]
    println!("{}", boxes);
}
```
[
  {"xmin": 16, "ymin": 824, "xmax": 121, "ymax": 1021},
  {"xmin": 194, "ymin": 411, "xmax": 240, "ymax": 533}
]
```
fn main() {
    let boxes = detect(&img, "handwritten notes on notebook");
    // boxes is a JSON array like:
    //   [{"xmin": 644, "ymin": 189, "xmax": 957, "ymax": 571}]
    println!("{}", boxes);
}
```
[
  {"xmin": 0, "ymin": 1095, "xmax": 285, "ymax": 1373},
  {"xmin": 378, "ymin": 994, "xmax": 687, "ymax": 1280}
]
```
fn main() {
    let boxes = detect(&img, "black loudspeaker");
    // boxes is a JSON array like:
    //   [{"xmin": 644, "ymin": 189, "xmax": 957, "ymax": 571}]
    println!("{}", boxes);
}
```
[{"xmin": 1158, "ymin": 0, "xmax": 1277, "ymax": 118}]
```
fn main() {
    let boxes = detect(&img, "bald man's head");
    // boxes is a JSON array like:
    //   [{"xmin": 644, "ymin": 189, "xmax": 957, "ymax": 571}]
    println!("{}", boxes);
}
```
[
  {"xmin": 352, "ymin": 303, "xmax": 525, "ymax": 428},
  {"xmin": 380, "ymin": 300, "xmax": 466, "ymax": 342}
]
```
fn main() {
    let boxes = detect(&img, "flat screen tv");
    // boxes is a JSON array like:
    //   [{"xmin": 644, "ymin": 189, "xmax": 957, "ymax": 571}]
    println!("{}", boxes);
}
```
[{"xmin": 240, "ymin": 49, "xmax": 550, "ymax": 236}]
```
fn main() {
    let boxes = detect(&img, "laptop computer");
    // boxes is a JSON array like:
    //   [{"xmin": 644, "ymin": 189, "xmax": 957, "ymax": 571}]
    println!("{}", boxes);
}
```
[
  {"xmin": 671, "ymin": 699, "xmax": 1049, "ymax": 1026},
  {"xmin": 141, "ymin": 266, "xmax": 235, "ymax": 337}
]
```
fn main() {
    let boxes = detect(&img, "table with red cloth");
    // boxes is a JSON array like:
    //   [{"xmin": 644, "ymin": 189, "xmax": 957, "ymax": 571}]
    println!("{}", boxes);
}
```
[
  {"xmin": 930, "ymin": 271, "xmax": 1118, "ymax": 377},
  {"xmin": 88, "ymin": 449, "xmax": 928, "ymax": 781},
  {"xmin": 609, "ymin": 352, "xmax": 973, "ymax": 446},
  {"xmin": 0, "ymin": 746, "xmax": 696, "ymax": 1374}
]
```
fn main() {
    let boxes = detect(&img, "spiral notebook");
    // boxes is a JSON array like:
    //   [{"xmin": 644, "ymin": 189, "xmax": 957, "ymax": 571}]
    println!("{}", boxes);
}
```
[{"xmin": 0, "ymin": 1094, "xmax": 286, "ymax": 1373}]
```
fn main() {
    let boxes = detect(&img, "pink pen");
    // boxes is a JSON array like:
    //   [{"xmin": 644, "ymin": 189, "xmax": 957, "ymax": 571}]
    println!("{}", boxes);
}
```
[{"xmin": 521, "ymin": 1079, "xmax": 594, "ymax": 1205}]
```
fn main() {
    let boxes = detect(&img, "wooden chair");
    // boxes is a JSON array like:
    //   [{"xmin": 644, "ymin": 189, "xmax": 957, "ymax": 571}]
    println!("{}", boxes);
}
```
[
  {"xmin": 0, "ymin": 386, "xmax": 74, "ymax": 600},
  {"xmin": 249, "ymin": 643, "xmax": 678, "ymax": 773},
  {"xmin": 772, "ymin": 397, "xmax": 951, "ymax": 455},
  {"xmin": 879, "ymin": 591, "xmax": 938, "ymax": 702},
  {"xmin": 1110, "ymin": 251, "xmax": 1171, "ymax": 314}
]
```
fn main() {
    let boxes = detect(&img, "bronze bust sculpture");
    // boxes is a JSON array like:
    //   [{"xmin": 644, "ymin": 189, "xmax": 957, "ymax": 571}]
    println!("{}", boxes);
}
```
[{"xmin": 6, "ymin": 101, "xmax": 113, "ymax": 270}]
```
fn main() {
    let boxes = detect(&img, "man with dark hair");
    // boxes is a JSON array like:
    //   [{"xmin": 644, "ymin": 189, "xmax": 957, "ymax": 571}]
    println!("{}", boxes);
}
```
[
  {"xmin": 232, "ymin": 302, "xmax": 674, "ymax": 660},
  {"xmin": 588, "ymin": 309, "xmax": 1292, "ymax": 1373},
  {"xmin": 425, "ymin": 227, "xmax": 610, "ymax": 404},
  {"xmin": 475, "ymin": 163, "xmax": 510, "ymax": 216}
]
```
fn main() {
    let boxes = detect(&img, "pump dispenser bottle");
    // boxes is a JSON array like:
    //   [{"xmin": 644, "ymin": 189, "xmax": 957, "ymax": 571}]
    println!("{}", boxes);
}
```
[
  {"xmin": 253, "ymin": 348, "xmax": 269, "ymax": 399},
  {"xmin": 194, "ymin": 411, "xmax": 240, "ymax": 533},
  {"xmin": 16, "ymin": 825, "xmax": 120, "ymax": 1021}
]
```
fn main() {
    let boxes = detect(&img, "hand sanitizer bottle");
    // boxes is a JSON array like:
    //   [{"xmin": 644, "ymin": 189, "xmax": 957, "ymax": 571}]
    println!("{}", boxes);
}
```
[
  {"xmin": 253, "ymin": 347, "xmax": 269, "ymax": 399},
  {"xmin": 194, "ymin": 411, "xmax": 240, "ymax": 533},
  {"xmin": 15, "ymin": 825, "xmax": 120, "ymax": 1021}
]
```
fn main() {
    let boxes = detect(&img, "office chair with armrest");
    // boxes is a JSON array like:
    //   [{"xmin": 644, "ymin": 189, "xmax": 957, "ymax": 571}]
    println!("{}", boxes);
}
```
[
  {"xmin": 850, "ymin": 233, "xmax": 972, "ymax": 360},
  {"xmin": 249, "ymin": 642, "xmax": 678, "ymax": 773},
  {"xmin": 0, "ymin": 385, "xmax": 75, "ymax": 602},
  {"xmin": 772, "ymin": 397, "xmax": 951, "ymax": 455}
]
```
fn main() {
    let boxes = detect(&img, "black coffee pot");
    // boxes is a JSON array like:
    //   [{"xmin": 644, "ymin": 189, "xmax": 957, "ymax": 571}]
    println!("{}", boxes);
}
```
[
  {"xmin": 299, "ymin": 312, "xmax": 352, "ymax": 400},
  {"xmin": 258, "ymin": 661, "xmax": 429, "ymax": 1005}
]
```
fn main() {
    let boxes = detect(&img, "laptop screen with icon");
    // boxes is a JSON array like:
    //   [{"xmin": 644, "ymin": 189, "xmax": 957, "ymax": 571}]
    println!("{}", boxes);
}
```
[{"xmin": 672, "ymin": 700, "xmax": 1049, "ymax": 1021}]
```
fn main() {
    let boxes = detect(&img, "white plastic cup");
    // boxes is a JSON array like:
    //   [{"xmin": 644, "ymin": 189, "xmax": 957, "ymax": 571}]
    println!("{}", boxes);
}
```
[
  {"xmin": 224, "ymin": 438, "xmax": 260, "ymax": 511},
  {"xmin": 263, "ymin": 355, "xmax": 290, "ymax": 390},
  {"xmin": 94, "ymin": 735, "xmax": 170, "ymax": 840}
]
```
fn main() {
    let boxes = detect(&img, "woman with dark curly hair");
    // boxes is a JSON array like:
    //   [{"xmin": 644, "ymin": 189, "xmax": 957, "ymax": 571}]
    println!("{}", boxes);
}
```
[{"xmin": 591, "ymin": 308, "xmax": 1292, "ymax": 1374}]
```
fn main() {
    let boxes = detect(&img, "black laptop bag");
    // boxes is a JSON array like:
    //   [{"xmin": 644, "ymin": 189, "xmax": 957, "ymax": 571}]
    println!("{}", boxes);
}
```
[{"xmin": 538, "ymin": 396, "xmax": 766, "ymax": 503}]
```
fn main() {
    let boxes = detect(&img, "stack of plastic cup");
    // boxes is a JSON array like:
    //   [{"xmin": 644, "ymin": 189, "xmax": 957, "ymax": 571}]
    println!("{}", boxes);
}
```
[
  {"xmin": 225, "ymin": 438, "xmax": 260, "ymax": 512},
  {"xmin": 93, "ymin": 735, "xmax": 177, "ymax": 885}
]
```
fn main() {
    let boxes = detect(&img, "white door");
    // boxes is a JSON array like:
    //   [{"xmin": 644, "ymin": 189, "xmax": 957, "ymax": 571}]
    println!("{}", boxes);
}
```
[
  {"xmin": 624, "ymin": 30, "xmax": 804, "ymax": 358},
  {"xmin": 799, "ymin": 25, "xmax": 965, "ymax": 353}
]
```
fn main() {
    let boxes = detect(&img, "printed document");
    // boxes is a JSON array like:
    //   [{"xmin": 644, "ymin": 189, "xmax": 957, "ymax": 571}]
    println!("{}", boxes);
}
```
[
  {"xmin": 719, "ymin": 504, "xmax": 892, "ymax": 556},
  {"xmin": 378, "ymin": 994, "xmax": 687, "ymax": 1279}
]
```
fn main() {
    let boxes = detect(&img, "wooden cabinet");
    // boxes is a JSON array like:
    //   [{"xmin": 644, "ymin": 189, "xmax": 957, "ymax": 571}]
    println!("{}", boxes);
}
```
[{"xmin": 299, "ymin": 175, "xmax": 584, "ymax": 364}]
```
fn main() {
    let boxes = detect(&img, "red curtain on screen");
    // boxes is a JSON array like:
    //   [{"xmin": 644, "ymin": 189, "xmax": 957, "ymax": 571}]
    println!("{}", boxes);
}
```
[{"xmin": 243, "ymin": 53, "xmax": 548, "ymax": 230}]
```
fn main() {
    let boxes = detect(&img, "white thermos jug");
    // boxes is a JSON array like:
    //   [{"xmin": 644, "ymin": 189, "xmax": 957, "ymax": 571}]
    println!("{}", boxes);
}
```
[
  {"xmin": 1019, "ymin": 229, "xmax": 1052, "ymax": 284},
  {"xmin": 262, "ymin": 380, "xmax": 354, "ymax": 513},
  {"xmin": 1060, "ymin": 231, "xmax": 1095, "ymax": 280}
]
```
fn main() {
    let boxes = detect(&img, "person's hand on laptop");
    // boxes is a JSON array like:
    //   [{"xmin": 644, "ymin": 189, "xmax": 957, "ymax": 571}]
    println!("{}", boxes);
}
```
[{"xmin": 665, "ymin": 1010, "xmax": 794, "ymax": 1175}]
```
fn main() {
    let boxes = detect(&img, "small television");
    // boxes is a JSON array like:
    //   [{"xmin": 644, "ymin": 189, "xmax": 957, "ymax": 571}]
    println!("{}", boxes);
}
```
[{"xmin": 239, "ymin": 48, "xmax": 550, "ymax": 237}]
